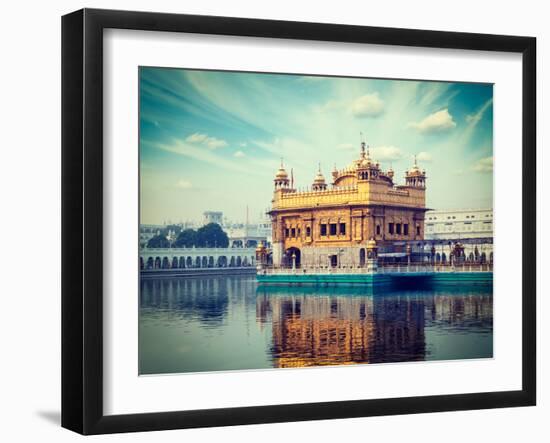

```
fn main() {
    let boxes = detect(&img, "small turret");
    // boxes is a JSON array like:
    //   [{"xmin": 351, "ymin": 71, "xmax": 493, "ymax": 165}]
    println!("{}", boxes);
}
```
[
  {"xmin": 405, "ymin": 155, "xmax": 427, "ymax": 188},
  {"xmin": 312, "ymin": 163, "xmax": 327, "ymax": 191},
  {"xmin": 274, "ymin": 159, "xmax": 290, "ymax": 189}
]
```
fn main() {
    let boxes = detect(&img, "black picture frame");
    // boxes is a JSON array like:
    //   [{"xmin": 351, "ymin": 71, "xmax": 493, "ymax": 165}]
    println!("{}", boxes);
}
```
[{"xmin": 61, "ymin": 8, "xmax": 536, "ymax": 435}]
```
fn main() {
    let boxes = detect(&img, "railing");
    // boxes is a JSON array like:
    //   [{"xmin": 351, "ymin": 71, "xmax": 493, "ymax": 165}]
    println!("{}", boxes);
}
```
[{"xmin": 259, "ymin": 263, "xmax": 493, "ymax": 275}]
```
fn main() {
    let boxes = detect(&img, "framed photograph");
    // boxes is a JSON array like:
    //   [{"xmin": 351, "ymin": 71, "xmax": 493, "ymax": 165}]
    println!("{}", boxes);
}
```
[{"xmin": 62, "ymin": 8, "xmax": 536, "ymax": 434}]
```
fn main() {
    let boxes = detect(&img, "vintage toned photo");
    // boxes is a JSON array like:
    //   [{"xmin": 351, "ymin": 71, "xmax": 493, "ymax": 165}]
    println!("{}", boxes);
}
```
[{"xmin": 138, "ymin": 67, "xmax": 494, "ymax": 375}]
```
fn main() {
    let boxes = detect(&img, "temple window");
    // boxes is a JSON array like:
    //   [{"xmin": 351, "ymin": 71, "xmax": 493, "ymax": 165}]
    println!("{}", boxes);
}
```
[
  {"xmin": 404, "ymin": 223, "xmax": 409, "ymax": 236},
  {"xmin": 389, "ymin": 223, "xmax": 394, "ymax": 235},
  {"xmin": 416, "ymin": 226, "xmax": 421, "ymax": 236},
  {"xmin": 320, "ymin": 224, "xmax": 327, "ymax": 236},
  {"xmin": 291, "ymin": 228, "xmax": 296, "ymax": 237},
  {"xmin": 396, "ymin": 223, "xmax": 402, "ymax": 235},
  {"xmin": 297, "ymin": 228, "xmax": 301, "ymax": 237},
  {"xmin": 376, "ymin": 225, "xmax": 381, "ymax": 236},
  {"xmin": 339, "ymin": 223, "xmax": 346, "ymax": 235},
  {"xmin": 329, "ymin": 223, "xmax": 337, "ymax": 236},
  {"xmin": 306, "ymin": 226, "xmax": 311, "ymax": 237},
  {"xmin": 285, "ymin": 228, "xmax": 290, "ymax": 237}
]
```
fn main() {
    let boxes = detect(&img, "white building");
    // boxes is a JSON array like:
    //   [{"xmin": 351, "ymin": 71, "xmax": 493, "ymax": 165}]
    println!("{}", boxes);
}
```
[
  {"xmin": 425, "ymin": 208, "xmax": 493, "ymax": 240},
  {"xmin": 203, "ymin": 211, "xmax": 223, "ymax": 226}
]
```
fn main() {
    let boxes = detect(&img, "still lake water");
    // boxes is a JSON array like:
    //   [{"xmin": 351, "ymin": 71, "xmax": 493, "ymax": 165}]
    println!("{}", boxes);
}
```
[{"xmin": 139, "ymin": 275, "xmax": 493, "ymax": 374}]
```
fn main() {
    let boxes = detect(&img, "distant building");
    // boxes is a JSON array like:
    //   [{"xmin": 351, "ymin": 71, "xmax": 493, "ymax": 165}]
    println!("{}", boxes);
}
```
[
  {"xmin": 425, "ymin": 208, "xmax": 493, "ymax": 264},
  {"xmin": 425, "ymin": 208, "xmax": 493, "ymax": 240},
  {"xmin": 203, "ymin": 211, "xmax": 223, "ymax": 226}
]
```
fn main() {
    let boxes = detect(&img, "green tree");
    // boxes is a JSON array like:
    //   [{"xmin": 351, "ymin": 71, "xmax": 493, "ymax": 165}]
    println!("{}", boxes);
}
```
[
  {"xmin": 146, "ymin": 234, "xmax": 171, "ymax": 248},
  {"xmin": 196, "ymin": 223, "xmax": 229, "ymax": 248},
  {"xmin": 174, "ymin": 229, "xmax": 197, "ymax": 248}
]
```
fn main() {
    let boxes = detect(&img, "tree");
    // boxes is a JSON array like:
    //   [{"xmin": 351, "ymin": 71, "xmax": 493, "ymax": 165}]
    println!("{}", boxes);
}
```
[
  {"xmin": 146, "ymin": 234, "xmax": 171, "ymax": 248},
  {"xmin": 174, "ymin": 229, "xmax": 197, "ymax": 248},
  {"xmin": 196, "ymin": 223, "xmax": 229, "ymax": 248}
]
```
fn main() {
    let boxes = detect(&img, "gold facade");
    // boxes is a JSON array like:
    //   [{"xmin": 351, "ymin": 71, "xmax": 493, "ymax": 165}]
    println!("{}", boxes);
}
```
[{"xmin": 268, "ymin": 142, "xmax": 428, "ymax": 266}]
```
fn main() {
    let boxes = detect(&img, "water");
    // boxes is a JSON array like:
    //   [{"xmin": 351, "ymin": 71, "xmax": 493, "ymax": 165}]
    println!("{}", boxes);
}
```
[{"xmin": 139, "ymin": 275, "xmax": 493, "ymax": 375}]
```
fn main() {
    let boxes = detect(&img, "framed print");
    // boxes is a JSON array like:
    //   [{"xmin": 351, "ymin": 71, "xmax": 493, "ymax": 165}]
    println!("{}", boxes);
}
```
[{"xmin": 61, "ymin": 8, "xmax": 536, "ymax": 435}]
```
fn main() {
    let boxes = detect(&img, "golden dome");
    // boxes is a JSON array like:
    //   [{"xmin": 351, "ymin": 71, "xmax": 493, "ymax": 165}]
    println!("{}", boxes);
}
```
[
  {"xmin": 313, "ymin": 164, "xmax": 326, "ymax": 185},
  {"xmin": 313, "ymin": 171, "xmax": 326, "ymax": 184},
  {"xmin": 275, "ymin": 164, "xmax": 288, "ymax": 179}
]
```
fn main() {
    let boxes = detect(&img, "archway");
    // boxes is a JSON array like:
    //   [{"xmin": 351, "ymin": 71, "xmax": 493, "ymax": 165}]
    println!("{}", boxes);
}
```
[
  {"xmin": 146, "ymin": 257, "xmax": 154, "ymax": 269},
  {"xmin": 195, "ymin": 257, "xmax": 201, "ymax": 268},
  {"xmin": 162, "ymin": 257, "xmax": 170, "ymax": 269},
  {"xmin": 172, "ymin": 257, "xmax": 179, "ymax": 269},
  {"xmin": 140, "ymin": 257, "xmax": 144, "ymax": 270},
  {"xmin": 202, "ymin": 256, "xmax": 208, "ymax": 268},
  {"xmin": 236, "ymin": 256, "xmax": 242, "ymax": 267},
  {"xmin": 230, "ymin": 256, "xmax": 236, "ymax": 267},
  {"xmin": 359, "ymin": 248, "xmax": 366, "ymax": 267},
  {"xmin": 208, "ymin": 256, "xmax": 214, "ymax": 268},
  {"xmin": 217, "ymin": 256, "xmax": 227, "ymax": 267},
  {"xmin": 154, "ymin": 257, "xmax": 161, "ymax": 269},
  {"xmin": 284, "ymin": 247, "xmax": 301, "ymax": 268},
  {"xmin": 179, "ymin": 257, "xmax": 185, "ymax": 268},
  {"xmin": 186, "ymin": 257, "xmax": 193, "ymax": 268}
]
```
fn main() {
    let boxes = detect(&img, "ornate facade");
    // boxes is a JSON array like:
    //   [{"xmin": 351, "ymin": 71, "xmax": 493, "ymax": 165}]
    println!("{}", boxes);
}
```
[{"xmin": 268, "ymin": 142, "xmax": 428, "ymax": 268}]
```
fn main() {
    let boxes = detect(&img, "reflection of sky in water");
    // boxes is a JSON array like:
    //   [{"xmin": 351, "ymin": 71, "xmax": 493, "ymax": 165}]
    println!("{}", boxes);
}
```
[{"xmin": 139, "ymin": 276, "xmax": 493, "ymax": 375}]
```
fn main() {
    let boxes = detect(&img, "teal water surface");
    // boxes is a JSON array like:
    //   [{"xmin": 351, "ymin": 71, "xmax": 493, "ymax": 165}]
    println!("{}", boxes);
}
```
[{"xmin": 139, "ymin": 275, "xmax": 493, "ymax": 374}]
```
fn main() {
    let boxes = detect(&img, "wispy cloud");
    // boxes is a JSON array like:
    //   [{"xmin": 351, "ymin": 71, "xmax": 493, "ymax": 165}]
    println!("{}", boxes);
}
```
[
  {"xmin": 351, "ymin": 93, "xmax": 385, "ymax": 118},
  {"xmin": 417, "ymin": 151, "xmax": 433, "ymax": 162},
  {"xmin": 466, "ymin": 98, "xmax": 493, "ymax": 126},
  {"xmin": 336, "ymin": 143, "xmax": 355, "ymax": 151},
  {"xmin": 175, "ymin": 179, "xmax": 193, "ymax": 189},
  {"xmin": 472, "ymin": 156, "xmax": 493, "ymax": 173},
  {"xmin": 408, "ymin": 109, "xmax": 456, "ymax": 134},
  {"xmin": 234, "ymin": 150, "xmax": 246, "ymax": 158},
  {"xmin": 371, "ymin": 146, "xmax": 403, "ymax": 161},
  {"xmin": 185, "ymin": 133, "xmax": 228, "ymax": 149}
]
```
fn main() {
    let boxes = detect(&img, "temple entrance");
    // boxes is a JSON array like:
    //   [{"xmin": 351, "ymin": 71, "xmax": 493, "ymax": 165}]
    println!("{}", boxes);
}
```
[
  {"xmin": 359, "ymin": 248, "xmax": 366, "ymax": 267},
  {"xmin": 330, "ymin": 255, "xmax": 338, "ymax": 267},
  {"xmin": 284, "ymin": 247, "xmax": 301, "ymax": 268}
]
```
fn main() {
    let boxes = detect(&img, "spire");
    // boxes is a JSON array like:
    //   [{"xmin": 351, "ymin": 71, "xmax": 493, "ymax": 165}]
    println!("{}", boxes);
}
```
[{"xmin": 291, "ymin": 168, "xmax": 294, "ymax": 189}]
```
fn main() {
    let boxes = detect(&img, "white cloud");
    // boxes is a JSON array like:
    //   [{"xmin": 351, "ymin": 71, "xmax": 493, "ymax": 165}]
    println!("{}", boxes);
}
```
[
  {"xmin": 175, "ymin": 179, "xmax": 193, "ymax": 189},
  {"xmin": 351, "ymin": 93, "xmax": 385, "ymax": 118},
  {"xmin": 234, "ymin": 150, "xmax": 246, "ymax": 158},
  {"xmin": 185, "ymin": 132, "xmax": 228, "ymax": 149},
  {"xmin": 408, "ymin": 108, "xmax": 456, "ymax": 134},
  {"xmin": 336, "ymin": 143, "xmax": 355, "ymax": 151},
  {"xmin": 370, "ymin": 146, "xmax": 403, "ymax": 161},
  {"xmin": 416, "ymin": 151, "xmax": 433, "ymax": 162},
  {"xmin": 472, "ymin": 156, "xmax": 493, "ymax": 173}
]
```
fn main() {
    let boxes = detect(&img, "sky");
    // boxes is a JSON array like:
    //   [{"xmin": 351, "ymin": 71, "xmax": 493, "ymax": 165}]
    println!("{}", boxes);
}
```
[{"xmin": 139, "ymin": 67, "xmax": 493, "ymax": 225}]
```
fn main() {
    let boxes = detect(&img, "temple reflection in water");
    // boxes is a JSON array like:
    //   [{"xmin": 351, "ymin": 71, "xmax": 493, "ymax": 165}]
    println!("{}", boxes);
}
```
[
  {"xmin": 256, "ymin": 289, "xmax": 427, "ymax": 368},
  {"xmin": 139, "ymin": 276, "xmax": 493, "ymax": 374}
]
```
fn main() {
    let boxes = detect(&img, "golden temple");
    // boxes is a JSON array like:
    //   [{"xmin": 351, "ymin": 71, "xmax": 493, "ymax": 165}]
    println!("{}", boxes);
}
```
[{"xmin": 267, "ymin": 141, "xmax": 428, "ymax": 268}]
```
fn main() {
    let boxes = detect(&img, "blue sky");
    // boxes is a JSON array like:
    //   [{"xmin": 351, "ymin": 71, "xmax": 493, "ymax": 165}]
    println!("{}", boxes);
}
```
[{"xmin": 140, "ymin": 67, "xmax": 493, "ymax": 225}]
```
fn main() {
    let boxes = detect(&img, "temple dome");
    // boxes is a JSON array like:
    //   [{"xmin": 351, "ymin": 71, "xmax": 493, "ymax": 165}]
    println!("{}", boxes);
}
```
[
  {"xmin": 275, "ymin": 166, "xmax": 288, "ymax": 179},
  {"xmin": 313, "ymin": 171, "xmax": 326, "ymax": 184}
]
